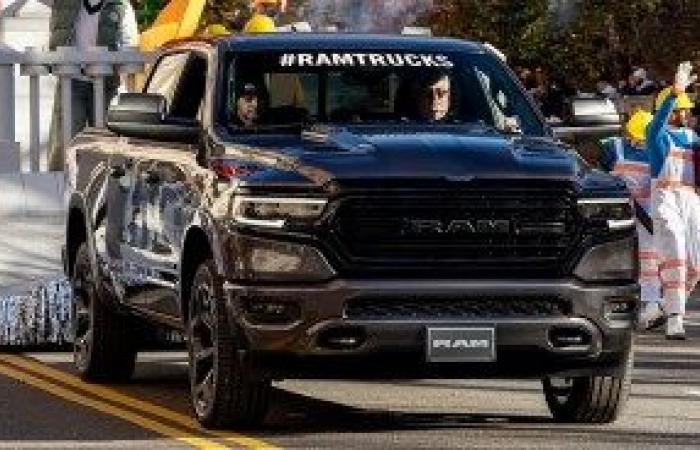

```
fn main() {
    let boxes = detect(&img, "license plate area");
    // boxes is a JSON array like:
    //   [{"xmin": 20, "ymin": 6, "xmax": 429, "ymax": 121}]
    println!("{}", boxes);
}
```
[{"xmin": 426, "ymin": 327, "xmax": 496, "ymax": 362}]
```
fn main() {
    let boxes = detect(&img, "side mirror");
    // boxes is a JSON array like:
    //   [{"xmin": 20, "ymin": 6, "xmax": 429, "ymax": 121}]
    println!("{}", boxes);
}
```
[
  {"xmin": 107, "ymin": 93, "xmax": 200, "ymax": 143},
  {"xmin": 552, "ymin": 96, "xmax": 622, "ymax": 139}
]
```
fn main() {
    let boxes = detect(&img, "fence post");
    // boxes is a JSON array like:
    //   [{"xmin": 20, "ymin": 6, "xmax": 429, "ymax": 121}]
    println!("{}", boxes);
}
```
[
  {"xmin": 52, "ymin": 47, "xmax": 82, "ymax": 158},
  {"xmin": 117, "ymin": 46, "xmax": 148, "ymax": 93},
  {"xmin": 20, "ymin": 47, "xmax": 50, "ymax": 173},
  {"xmin": 0, "ymin": 43, "xmax": 20, "ymax": 173},
  {"xmin": 84, "ymin": 46, "xmax": 113, "ymax": 129}
]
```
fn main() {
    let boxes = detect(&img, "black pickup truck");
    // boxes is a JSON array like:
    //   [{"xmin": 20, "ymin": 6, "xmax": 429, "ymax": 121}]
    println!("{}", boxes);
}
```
[{"xmin": 64, "ymin": 33, "xmax": 637, "ymax": 429}]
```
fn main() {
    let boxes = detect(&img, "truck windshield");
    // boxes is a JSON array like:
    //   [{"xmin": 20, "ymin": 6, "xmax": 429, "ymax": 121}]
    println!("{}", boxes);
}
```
[{"xmin": 222, "ymin": 50, "xmax": 545, "ymax": 136}]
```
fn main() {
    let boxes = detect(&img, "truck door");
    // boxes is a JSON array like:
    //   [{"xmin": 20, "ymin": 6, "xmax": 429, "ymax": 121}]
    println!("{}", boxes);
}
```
[{"xmin": 119, "ymin": 50, "xmax": 207, "ymax": 320}]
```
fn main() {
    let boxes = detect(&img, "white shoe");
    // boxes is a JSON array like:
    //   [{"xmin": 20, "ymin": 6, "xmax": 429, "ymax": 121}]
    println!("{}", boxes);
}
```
[
  {"xmin": 639, "ymin": 302, "xmax": 665, "ymax": 331},
  {"xmin": 666, "ymin": 314, "xmax": 686, "ymax": 340}
]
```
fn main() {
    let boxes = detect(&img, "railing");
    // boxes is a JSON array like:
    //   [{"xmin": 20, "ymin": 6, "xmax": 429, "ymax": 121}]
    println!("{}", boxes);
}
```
[{"xmin": 0, "ymin": 44, "xmax": 151, "ymax": 172}]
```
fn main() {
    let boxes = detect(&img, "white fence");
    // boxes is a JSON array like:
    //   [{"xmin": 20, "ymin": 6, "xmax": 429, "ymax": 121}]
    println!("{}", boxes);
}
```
[
  {"xmin": 0, "ymin": 44, "xmax": 150, "ymax": 173},
  {"xmin": 0, "ymin": 45, "xmax": 151, "ymax": 344}
]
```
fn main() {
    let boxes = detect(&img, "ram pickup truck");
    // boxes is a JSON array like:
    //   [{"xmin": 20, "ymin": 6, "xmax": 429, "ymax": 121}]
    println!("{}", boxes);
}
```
[{"xmin": 64, "ymin": 33, "xmax": 638, "ymax": 429}]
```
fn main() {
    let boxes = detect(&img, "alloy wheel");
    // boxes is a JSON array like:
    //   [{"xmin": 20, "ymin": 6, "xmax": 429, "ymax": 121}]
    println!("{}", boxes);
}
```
[
  {"xmin": 72, "ymin": 266, "xmax": 93, "ymax": 371},
  {"xmin": 189, "ymin": 274, "xmax": 217, "ymax": 418}
]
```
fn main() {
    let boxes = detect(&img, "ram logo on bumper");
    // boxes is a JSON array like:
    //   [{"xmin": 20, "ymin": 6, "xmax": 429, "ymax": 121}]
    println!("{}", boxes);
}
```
[{"xmin": 432, "ymin": 339, "xmax": 490, "ymax": 349}]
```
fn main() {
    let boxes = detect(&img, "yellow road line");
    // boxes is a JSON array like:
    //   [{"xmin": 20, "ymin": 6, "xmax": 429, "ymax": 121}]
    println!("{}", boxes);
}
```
[
  {"xmin": 0, "ymin": 362, "xmax": 227, "ymax": 450},
  {"xmin": 0, "ymin": 354, "xmax": 279, "ymax": 450}
]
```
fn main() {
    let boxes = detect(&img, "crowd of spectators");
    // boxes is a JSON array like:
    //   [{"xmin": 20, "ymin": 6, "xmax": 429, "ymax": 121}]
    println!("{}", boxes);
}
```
[
  {"xmin": 515, "ymin": 65, "xmax": 679, "ymax": 122},
  {"xmin": 517, "ymin": 67, "xmax": 575, "ymax": 120},
  {"xmin": 596, "ymin": 67, "xmax": 664, "ymax": 100}
]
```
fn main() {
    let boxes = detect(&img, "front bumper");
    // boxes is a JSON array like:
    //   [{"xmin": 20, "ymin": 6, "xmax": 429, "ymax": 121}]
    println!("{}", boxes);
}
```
[{"xmin": 224, "ymin": 279, "xmax": 638, "ymax": 379}]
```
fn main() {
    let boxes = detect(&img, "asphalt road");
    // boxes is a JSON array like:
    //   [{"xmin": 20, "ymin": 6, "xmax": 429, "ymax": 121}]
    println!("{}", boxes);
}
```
[{"xmin": 0, "ymin": 309, "xmax": 699, "ymax": 449}]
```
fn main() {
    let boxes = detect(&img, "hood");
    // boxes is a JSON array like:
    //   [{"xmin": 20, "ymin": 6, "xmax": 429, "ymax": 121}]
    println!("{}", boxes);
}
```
[{"xmin": 223, "ymin": 126, "xmax": 590, "ymax": 188}]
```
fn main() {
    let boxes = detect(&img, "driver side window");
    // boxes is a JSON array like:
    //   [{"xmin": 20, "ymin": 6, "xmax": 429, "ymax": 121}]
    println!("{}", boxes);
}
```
[{"xmin": 146, "ymin": 51, "xmax": 207, "ymax": 121}]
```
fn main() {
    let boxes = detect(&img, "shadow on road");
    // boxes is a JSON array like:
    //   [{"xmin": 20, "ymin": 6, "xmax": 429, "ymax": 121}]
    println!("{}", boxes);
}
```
[
  {"xmin": 265, "ymin": 387, "xmax": 549, "ymax": 432},
  {"xmin": 260, "ymin": 389, "xmax": 699, "ymax": 448}
]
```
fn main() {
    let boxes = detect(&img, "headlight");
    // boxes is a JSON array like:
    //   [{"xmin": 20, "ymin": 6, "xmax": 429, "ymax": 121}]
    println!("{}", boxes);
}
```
[
  {"xmin": 231, "ymin": 196, "xmax": 328, "ymax": 228},
  {"xmin": 577, "ymin": 198, "xmax": 634, "ymax": 231}
]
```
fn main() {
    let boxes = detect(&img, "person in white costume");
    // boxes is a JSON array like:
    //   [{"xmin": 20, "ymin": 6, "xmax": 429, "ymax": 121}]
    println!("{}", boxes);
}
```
[{"xmin": 646, "ymin": 61, "xmax": 700, "ymax": 340}]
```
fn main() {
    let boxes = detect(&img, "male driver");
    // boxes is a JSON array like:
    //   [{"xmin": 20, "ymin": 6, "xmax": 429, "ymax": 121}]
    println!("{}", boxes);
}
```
[
  {"xmin": 647, "ymin": 61, "xmax": 700, "ymax": 340},
  {"xmin": 235, "ymin": 83, "xmax": 260, "ymax": 128},
  {"xmin": 600, "ymin": 110, "xmax": 661, "ymax": 329}
]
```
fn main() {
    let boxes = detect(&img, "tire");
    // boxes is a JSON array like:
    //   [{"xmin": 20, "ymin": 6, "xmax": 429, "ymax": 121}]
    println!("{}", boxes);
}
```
[
  {"xmin": 187, "ymin": 257, "xmax": 270, "ymax": 429},
  {"xmin": 71, "ymin": 242, "xmax": 137, "ymax": 381},
  {"xmin": 542, "ymin": 350, "xmax": 633, "ymax": 424}
]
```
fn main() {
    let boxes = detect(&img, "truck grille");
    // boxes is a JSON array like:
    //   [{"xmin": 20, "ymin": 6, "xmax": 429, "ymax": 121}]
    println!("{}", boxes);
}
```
[
  {"xmin": 344, "ymin": 296, "xmax": 570, "ymax": 320},
  {"xmin": 328, "ymin": 184, "xmax": 578, "ymax": 276}
]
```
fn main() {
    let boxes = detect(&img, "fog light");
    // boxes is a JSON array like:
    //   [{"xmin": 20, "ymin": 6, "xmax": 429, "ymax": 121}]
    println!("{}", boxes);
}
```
[
  {"xmin": 605, "ymin": 296, "xmax": 638, "ymax": 317},
  {"xmin": 235, "ymin": 237, "xmax": 336, "ymax": 282},
  {"xmin": 549, "ymin": 327, "xmax": 592, "ymax": 348},
  {"xmin": 244, "ymin": 298, "xmax": 301, "ymax": 325},
  {"xmin": 317, "ymin": 327, "xmax": 366, "ymax": 350},
  {"xmin": 574, "ymin": 237, "xmax": 637, "ymax": 282}
]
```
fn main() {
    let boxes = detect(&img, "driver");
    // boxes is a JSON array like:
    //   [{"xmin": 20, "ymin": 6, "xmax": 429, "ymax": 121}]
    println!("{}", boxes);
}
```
[{"xmin": 236, "ymin": 83, "xmax": 260, "ymax": 128}]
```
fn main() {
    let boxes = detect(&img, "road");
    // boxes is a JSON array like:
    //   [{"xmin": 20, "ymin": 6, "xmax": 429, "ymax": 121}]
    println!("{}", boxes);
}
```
[{"xmin": 0, "ymin": 309, "xmax": 699, "ymax": 449}]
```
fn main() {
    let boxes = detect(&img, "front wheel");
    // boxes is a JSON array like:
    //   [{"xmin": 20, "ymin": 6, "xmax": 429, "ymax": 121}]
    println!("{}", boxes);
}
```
[
  {"xmin": 542, "ymin": 351, "xmax": 633, "ymax": 424},
  {"xmin": 187, "ymin": 258, "xmax": 270, "ymax": 429},
  {"xmin": 71, "ymin": 242, "xmax": 137, "ymax": 381}
]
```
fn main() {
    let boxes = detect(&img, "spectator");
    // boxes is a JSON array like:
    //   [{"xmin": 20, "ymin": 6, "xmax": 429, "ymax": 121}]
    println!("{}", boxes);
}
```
[
  {"xmin": 597, "ymin": 80, "xmax": 619, "ymax": 99},
  {"xmin": 630, "ymin": 67, "xmax": 656, "ymax": 95}
]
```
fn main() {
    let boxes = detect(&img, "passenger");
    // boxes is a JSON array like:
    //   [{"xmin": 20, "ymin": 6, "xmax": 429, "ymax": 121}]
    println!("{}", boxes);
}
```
[
  {"xmin": 416, "ymin": 74, "xmax": 452, "ymax": 121},
  {"xmin": 600, "ymin": 110, "xmax": 662, "ymax": 330}
]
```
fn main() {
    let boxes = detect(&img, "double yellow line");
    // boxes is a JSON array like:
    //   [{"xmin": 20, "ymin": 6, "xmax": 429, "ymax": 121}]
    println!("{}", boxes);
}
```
[{"xmin": 0, "ymin": 354, "xmax": 278, "ymax": 450}]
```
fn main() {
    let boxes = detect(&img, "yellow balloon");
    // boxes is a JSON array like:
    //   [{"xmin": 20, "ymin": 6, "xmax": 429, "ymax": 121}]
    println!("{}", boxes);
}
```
[
  {"xmin": 244, "ymin": 13, "xmax": 277, "ymax": 33},
  {"xmin": 139, "ymin": 0, "xmax": 207, "ymax": 51}
]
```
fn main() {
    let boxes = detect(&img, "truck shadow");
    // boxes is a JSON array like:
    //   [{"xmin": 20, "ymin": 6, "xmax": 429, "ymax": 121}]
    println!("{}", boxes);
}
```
[
  {"xmin": 261, "ymin": 389, "xmax": 698, "ymax": 448},
  {"xmin": 264, "ymin": 387, "xmax": 552, "ymax": 433}
]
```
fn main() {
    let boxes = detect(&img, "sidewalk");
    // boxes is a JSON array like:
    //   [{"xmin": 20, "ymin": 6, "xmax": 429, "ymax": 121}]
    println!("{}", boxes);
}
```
[
  {"xmin": 0, "ymin": 172, "xmax": 70, "ymax": 345},
  {"xmin": 0, "ymin": 172, "xmax": 65, "ymax": 294}
]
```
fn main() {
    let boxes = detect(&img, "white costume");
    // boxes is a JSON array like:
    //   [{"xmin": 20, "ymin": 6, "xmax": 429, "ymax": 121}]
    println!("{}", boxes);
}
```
[{"xmin": 646, "ymin": 63, "xmax": 700, "ymax": 337}]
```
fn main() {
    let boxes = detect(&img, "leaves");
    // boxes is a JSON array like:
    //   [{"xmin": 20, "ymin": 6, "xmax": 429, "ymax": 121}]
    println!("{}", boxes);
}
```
[
  {"xmin": 429, "ymin": 0, "xmax": 700, "ymax": 88},
  {"xmin": 133, "ymin": 0, "xmax": 167, "ymax": 29},
  {"xmin": 135, "ymin": 0, "xmax": 700, "ymax": 87}
]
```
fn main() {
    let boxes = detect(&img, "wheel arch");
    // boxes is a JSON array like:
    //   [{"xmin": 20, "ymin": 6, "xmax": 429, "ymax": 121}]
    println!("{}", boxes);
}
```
[
  {"xmin": 66, "ymin": 195, "xmax": 89, "ymax": 278},
  {"xmin": 180, "ymin": 225, "xmax": 218, "ymax": 323}
]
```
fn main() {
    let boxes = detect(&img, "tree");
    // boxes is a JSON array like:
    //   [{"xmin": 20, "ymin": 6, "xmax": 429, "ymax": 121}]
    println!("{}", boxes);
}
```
[
  {"xmin": 428, "ymin": 0, "xmax": 700, "ymax": 88},
  {"xmin": 427, "ymin": 1, "xmax": 551, "ymax": 69},
  {"xmin": 202, "ymin": 0, "xmax": 249, "ymax": 29}
]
